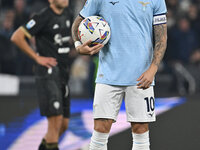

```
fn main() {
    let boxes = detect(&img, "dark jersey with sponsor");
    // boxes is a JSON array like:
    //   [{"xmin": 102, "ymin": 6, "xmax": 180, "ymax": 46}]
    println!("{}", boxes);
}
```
[{"xmin": 22, "ymin": 7, "xmax": 73, "ymax": 78}]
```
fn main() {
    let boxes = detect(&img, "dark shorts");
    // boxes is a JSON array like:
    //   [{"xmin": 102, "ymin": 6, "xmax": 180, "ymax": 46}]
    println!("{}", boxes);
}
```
[{"xmin": 35, "ymin": 65, "xmax": 70, "ymax": 118}]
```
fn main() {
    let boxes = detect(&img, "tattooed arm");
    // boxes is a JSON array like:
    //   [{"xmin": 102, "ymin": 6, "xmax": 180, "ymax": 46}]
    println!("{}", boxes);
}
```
[
  {"xmin": 71, "ymin": 15, "xmax": 103, "ymax": 55},
  {"xmin": 137, "ymin": 24, "xmax": 167, "ymax": 89},
  {"xmin": 152, "ymin": 24, "xmax": 168, "ymax": 68},
  {"xmin": 71, "ymin": 16, "xmax": 83, "ymax": 43}
]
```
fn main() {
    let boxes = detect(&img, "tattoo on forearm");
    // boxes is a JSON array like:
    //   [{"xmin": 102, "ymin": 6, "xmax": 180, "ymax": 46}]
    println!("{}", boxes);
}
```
[
  {"xmin": 152, "ymin": 24, "xmax": 167, "ymax": 67},
  {"xmin": 71, "ymin": 16, "xmax": 83, "ymax": 42}
]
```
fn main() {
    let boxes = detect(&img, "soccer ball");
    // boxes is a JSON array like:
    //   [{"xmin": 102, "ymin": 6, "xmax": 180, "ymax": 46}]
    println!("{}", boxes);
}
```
[{"xmin": 78, "ymin": 16, "xmax": 111, "ymax": 46}]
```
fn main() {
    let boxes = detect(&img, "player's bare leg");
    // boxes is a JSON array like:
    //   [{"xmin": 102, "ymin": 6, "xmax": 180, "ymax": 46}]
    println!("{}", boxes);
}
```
[
  {"xmin": 59, "ymin": 118, "xmax": 69, "ymax": 136},
  {"xmin": 38, "ymin": 115, "xmax": 63, "ymax": 150},
  {"xmin": 131, "ymin": 122, "xmax": 150, "ymax": 150},
  {"xmin": 45, "ymin": 115, "xmax": 63, "ymax": 142},
  {"xmin": 39, "ymin": 117, "xmax": 69, "ymax": 150},
  {"xmin": 89, "ymin": 119, "xmax": 113, "ymax": 150}
]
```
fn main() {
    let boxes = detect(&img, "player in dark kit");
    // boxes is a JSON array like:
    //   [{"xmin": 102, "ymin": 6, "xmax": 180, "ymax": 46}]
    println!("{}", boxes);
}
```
[{"xmin": 11, "ymin": 0, "xmax": 73, "ymax": 150}]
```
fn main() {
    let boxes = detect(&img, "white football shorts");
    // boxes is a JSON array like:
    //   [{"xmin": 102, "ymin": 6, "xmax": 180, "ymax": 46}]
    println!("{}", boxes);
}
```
[{"xmin": 93, "ymin": 83, "xmax": 156, "ymax": 122}]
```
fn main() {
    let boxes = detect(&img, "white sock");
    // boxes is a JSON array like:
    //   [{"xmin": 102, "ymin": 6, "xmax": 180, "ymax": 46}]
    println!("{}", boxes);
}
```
[
  {"xmin": 89, "ymin": 130, "xmax": 109, "ymax": 150},
  {"xmin": 132, "ymin": 131, "xmax": 150, "ymax": 150}
]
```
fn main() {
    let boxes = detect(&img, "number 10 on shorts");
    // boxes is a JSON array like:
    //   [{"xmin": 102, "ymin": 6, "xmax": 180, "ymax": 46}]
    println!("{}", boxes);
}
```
[{"xmin": 144, "ymin": 97, "xmax": 155, "ymax": 112}]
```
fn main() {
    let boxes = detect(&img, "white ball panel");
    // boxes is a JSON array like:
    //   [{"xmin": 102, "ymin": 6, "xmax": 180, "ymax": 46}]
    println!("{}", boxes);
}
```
[{"xmin": 78, "ymin": 16, "xmax": 111, "ymax": 45}]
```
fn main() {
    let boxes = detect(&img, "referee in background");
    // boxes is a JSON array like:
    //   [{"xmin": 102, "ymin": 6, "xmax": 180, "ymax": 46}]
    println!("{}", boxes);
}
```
[{"xmin": 11, "ymin": 0, "xmax": 74, "ymax": 150}]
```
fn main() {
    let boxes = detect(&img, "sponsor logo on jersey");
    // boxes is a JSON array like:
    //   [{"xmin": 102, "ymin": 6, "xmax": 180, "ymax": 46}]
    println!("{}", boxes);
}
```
[
  {"xmin": 109, "ymin": 1, "xmax": 119, "ymax": 5},
  {"xmin": 58, "ymin": 47, "xmax": 70, "ymax": 54},
  {"xmin": 53, "ymin": 24, "xmax": 59, "ymax": 29},
  {"xmin": 26, "ymin": 19, "xmax": 36, "ymax": 29},
  {"xmin": 54, "ymin": 34, "xmax": 70, "ymax": 46},
  {"xmin": 138, "ymin": 1, "xmax": 150, "ymax": 11}
]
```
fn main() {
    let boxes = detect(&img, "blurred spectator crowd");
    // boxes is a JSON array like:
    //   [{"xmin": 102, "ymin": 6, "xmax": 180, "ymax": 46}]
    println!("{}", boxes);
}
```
[
  {"xmin": 0, "ymin": 0, "xmax": 85, "ymax": 75},
  {"xmin": 0, "ymin": 0, "xmax": 200, "ymax": 95},
  {"xmin": 163, "ymin": 0, "xmax": 200, "ymax": 95}
]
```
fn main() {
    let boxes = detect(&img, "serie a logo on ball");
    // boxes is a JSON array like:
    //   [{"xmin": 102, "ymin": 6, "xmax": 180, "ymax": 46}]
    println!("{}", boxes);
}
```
[{"xmin": 78, "ymin": 16, "xmax": 111, "ymax": 46}]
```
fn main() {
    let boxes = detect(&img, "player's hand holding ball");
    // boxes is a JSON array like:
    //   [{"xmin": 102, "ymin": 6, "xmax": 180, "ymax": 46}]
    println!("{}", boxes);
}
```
[
  {"xmin": 76, "ymin": 16, "xmax": 111, "ymax": 55},
  {"xmin": 76, "ymin": 40, "xmax": 104, "ymax": 55}
]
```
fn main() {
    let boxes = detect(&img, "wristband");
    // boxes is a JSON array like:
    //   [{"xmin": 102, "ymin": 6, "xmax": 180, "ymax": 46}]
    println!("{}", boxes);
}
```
[{"xmin": 74, "ymin": 41, "xmax": 82, "ymax": 48}]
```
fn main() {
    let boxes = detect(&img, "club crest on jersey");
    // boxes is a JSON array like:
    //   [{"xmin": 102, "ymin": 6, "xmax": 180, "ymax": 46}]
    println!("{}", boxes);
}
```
[
  {"xmin": 66, "ymin": 20, "xmax": 70, "ymax": 28},
  {"xmin": 26, "ymin": 19, "xmax": 36, "ymax": 29},
  {"xmin": 53, "ymin": 24, "xmax": 59, "ymax": 29},
  {"xmin": 139, "ymin": 1, "xmax": 150, "ymax": 11},
  {"xmin": 83, "ymin": 18, "xmax": 95, "ymax": 34}
]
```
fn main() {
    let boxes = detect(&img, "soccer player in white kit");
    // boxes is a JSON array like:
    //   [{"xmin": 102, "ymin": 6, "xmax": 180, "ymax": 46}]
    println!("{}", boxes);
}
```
[{"xmin": 72, "ymin": 0, "xmax": 167, "ymax": 149}]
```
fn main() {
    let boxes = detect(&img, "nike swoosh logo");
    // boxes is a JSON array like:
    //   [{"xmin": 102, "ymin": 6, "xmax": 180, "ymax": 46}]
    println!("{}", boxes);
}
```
[{"xmin": 109, "ymin": 1, "xmax": 119, "ymax": 5}]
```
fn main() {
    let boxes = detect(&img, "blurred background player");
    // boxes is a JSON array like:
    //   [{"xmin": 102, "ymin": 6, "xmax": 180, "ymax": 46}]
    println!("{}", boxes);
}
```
[
  {"xmin": 11, "ymin": 0, "xmax": 74, "ymax": 150},
  {"xmin": 72, "ymin": 0, "xmax": 167, "ymax": 150}
]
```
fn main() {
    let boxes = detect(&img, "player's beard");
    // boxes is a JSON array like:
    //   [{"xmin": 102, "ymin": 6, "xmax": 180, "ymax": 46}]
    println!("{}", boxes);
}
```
[{"xmin": 53, "ymin": 0, "xmax": 68, "ymax": 9}]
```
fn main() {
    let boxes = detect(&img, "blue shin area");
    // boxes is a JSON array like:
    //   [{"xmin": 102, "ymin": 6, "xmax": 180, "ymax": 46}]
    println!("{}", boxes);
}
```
[{"xmin": 0, "ymin": 97, "xmax": 186, "ymax": 150}]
